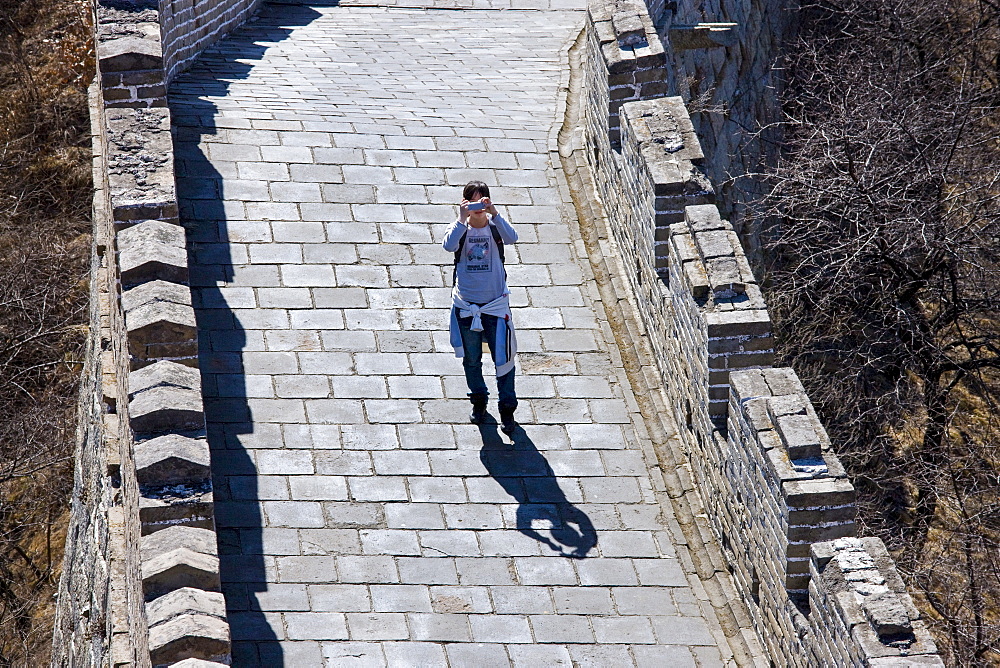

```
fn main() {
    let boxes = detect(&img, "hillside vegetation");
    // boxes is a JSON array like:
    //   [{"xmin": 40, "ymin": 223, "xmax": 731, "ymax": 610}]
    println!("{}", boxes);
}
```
[
  {"xmin": 0, "ymin": 0, "xmax": 93, "ymax": 663},
  {"xmin": 757, "ymin": 0, "xmax": 1000, "ymax": 663}
]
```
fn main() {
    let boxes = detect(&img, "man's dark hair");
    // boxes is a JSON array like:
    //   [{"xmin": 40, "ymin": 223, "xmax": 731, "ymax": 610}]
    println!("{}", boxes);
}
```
[{"xmin": 462, "ymin": 181, "xmax": 490, "ymax": 200}]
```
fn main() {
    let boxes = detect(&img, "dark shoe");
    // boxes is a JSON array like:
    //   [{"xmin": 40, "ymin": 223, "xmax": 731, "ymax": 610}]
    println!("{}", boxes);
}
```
[
  {"xmin": 469, "ymin": 393, "xmax": 488, "ymax": 424},
  {"xmin": 499, "ymin": 407, "xmax": 517, "ymax": 435}
]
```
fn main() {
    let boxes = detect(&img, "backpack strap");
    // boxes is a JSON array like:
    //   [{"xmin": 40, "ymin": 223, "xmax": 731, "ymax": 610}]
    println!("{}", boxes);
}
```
[{"xmin": 453, "ymin": 223, "xmax": 505, "ymax": 283}]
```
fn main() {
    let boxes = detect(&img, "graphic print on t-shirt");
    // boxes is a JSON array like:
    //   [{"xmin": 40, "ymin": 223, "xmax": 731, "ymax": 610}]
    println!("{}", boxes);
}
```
[{"xmin": 466, "ymin": 237, "xmax": 490, "ymax": 273}]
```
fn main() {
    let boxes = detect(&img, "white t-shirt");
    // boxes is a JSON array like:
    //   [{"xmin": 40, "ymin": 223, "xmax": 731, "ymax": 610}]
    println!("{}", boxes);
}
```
[{"xmin": 442, "ymin": 214, "xmax": 518, "ymax": 304}]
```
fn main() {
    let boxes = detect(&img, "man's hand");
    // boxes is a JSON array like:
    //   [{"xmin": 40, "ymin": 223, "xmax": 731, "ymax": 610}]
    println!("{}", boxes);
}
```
[
  {"xmin": 459, "ymin": 199, "xmax": 471, "ymax": 223},
  {"xmin": 482, "ymin": 197, "xmax": 498, "ymax": 216}
]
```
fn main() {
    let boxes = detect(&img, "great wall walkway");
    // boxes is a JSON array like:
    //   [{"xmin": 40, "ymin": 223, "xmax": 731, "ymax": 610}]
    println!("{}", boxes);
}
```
[{"xmin": 170, "ymin": 4, "xmax": 736, "ymax": 665}]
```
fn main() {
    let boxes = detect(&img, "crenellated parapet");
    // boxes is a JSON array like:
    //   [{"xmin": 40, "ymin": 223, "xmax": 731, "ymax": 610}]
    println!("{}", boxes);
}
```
[
  {"xmin": 569, "ymin": 0, "xmax": 944, "ymax": 663},
  {"xmin": 53, "ymin": 0, "xmax": 264, "ymax": 665}
]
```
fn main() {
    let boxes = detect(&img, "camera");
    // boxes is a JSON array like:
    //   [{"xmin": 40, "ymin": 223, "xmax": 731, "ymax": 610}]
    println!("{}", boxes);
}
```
[{"xmin": 467, "ymin": 201, "xmax": 487, "ymax": 212}]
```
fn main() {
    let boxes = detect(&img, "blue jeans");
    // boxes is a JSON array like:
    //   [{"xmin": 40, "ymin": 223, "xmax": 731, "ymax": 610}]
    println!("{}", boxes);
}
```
[{"xmin": 455, "ymin": 308, "xmax": 517, "ymax": 411}]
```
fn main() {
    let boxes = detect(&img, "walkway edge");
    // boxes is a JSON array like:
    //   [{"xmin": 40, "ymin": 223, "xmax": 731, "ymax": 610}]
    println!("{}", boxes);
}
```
[{"xmin": 552, "ymin": 24, "xmax": 768, "ymax": 667}]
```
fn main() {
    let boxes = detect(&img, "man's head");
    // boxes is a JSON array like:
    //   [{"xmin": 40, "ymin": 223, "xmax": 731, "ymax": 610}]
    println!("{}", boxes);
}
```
[
  {"xmin": 463, "ymin": 181, "xmax": 490, "ymax": 202},
  {"xmin": 463, "ymin": 180, "xmax": 491, "ymax": 228}
]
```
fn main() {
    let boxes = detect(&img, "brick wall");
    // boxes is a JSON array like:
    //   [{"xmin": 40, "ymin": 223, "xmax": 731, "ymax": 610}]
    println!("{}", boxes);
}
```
[
  {"xmin": 95, "ymin": 0, "xmax": 263, "ymax": 108},
  {"xmin": 53, "ymin": 0, "xmax": 261, "ymax": 664},
  {"xmin": 726, "ymin": 368, "xmax": 855, "ymax": 662},
  {"xmin": 52, "ymin": 80, "xmax": 156, "ymax": 668},
  {"xmin": 160, "ymin": 0, "xmax": 263, "ymax": 86},
  {"xmin": 575, "ymin": 2, "xmax": 943, "ymax": 664}
]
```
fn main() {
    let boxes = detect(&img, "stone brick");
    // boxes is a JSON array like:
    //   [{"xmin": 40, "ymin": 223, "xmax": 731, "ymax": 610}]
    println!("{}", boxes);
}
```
[
  {"xmin": 146, "ymin": 587, "xmax": 227, "ymax": 628},
  {"xmin": 123, "ymin": 281, "xmax": 198, "ymax": 367},
  {"xmin": 99, "ymin": 37, "xmax": 163, "ymax": 73},
  {"xmin": 118, "ymin": 219, "xmax": 189, "ymax": 286},
  {"xmin": 772, "ymin": 413, "xmax": 822, "ymax": 460},
  {"xmin": 139, "ymin": 490, "xmax": 215, "ymax": 536},
  {"xmin": 135, "ymin": 434, "xmax": 212, "ymax": 487},
  {"xmin": 147, "ymin": 613, "xmax": 230, "ymax": 666},
  {"xmin": 141, "ymin": 526, "xmax": 221, "ymax": 600},
  {"xmin": 129, "ymin": 385, "xmax": 204, "ymax": 434},
  {"xmin": 129, "ymin": 360, "xmax": 201, "ymax": 398}
]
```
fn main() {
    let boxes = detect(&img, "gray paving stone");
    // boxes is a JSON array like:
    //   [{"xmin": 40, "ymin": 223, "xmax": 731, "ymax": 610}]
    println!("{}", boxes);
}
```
[
  {"xmin": 472, "ymin": 615, "xmax": 534, "ymax": 644},
  {"xmin": 274, "ymin": 375, "xmax": 330, "ymax": 399},
  {"xmin": 288, "ymin": 476, "xmax": 349, "ymax": 501},
  {"xmin": 321, "ymin": 183, "xmax": 376, "ymax": 203},
  {"xmin": 340, "ymin": 425, "xmax": 398, "ymax": 451},
  {"xmin": 283, "ymin": 640, "xmax": 327, "ymax": 665},
  {"xmin": 321, "ymin": 330, "xmax": 377, "ymax": 351},
  {"xmin": 456, "ymin": 558, "xmax": 516, "ymax": 586},
  {"xmin": 419, "ymin": 530, "xmax": 480, "ymax": 557},
  {"xmin": 385, "ymin": 503, "xmax": 445, "ymax": 530},
  {"xmin": 650, "ymin": 616, "xmax": 717, "ymax": 645},
  {"xmin": 446, "ymin": 642, "xmax": 511, "ymax": 667},
  {"xmin": 277, "ymin": 556, "xmax": 337, "ymax": 583},
  {"xmin": 407, "ymin": 613, "xmax": 471, "ymax": 642},
  {"xmin": 613, "ymin": 587, "xmax": 677, "ymax": 616},
  {"xmin": 360, "ymin": 530, "xmax": 421, "ymax": 556},
  {"xmin": 359, "ymin": 245, "xmax": 414, "ymax": 267},
  {"xmin": 443, "ymin": 505, "xmax": 503, "ymax": 530},
  {"xmin": 567, "ymin": 645, "xmax": 636, "ymax": 667},
  {"xmin": 337, "ymin": 556, "xmax": 399, "ymax": 584},
  {"xmin": 309, "ymin": 584, "xmax": 371, "ymax": 612},
  {"xmin": 633, "ymin": 645, "xmax": 698, "ymax": 667},
  {"xmin": 428, "ymin": 586, "xmax": 492, "ymax": 614},
  {"xmin": 300, "ymin": 529, "xmax": 362, "ymax": 556},
  {"xmin": 581, "ymin": 477, "xmax": 642, "ymax": 503},
  {"xmin": 248, "ymin": 528, "xmax": 301, "ymax": 556},
  {"xmin": 370, "ymin": 584, "xmax": 432, "ymax": 612},
  {"xmin": 265, "ymin": 501, "xmax": 325, "ymax": 528},
  {"xmin": 314, "ymin": 452, "xmax": 372, "ymax": 477},
  {"xmin": 256, "ymin": 450, "xmax": 314, "ymax": 475},
  {"xmin": 365, "ymin": 399, "xmax": 422, "ymax": 423},
  {"xmin": 380, "ymin": 642, "xmax": 447, "ymax": 667},
  {"xmin": 346, "ymin": 613, "xmax": 409, "ymax": 640},
  {"xmin": 397, "ymin": 557, "xmax": 459, "ymax": 585},
  {"xmin": 285, "ymin": 612, "xmax": 349, "ymax": 640},
  {"xmin": 634, "ymin": 559, "xmax": 689, "ymax": 587},
  {"xmin": 577, "ymin": 559, "xmax": 640, "ymax": 587},
  {"xmin": 513, "ymin": 558, "xmax": 576, "ymax": 586},
  {"xmin": 332, "ymin": 377, "xmax": 388, "ymax": 399},
  {"xmin": 322, "ymin": 502, "xmax": 384, "ymax": 530},
  {"xmin": 594, "ymin": 616, "xmax": 656, "ymax": 644},
  {"xmin": 553, "ymin": 587, "xmax": 614, "ymax": 615},
  {"xmin": 305, "ymin": 398, "xmax": 366, "ymax": 424},
  {"xmin": 409, "ymin": 477, "xmax": 467, "ymax": 504},
  {"xmin": 320, "ymin": 641, "xmax": 387, "ymax": 667},
  {"xmin": 251, "ymin": 583, "xmax": 310, "ymax": 611},
  {"xmin": 478, "ymin": 531, "xmax": 543, "ymax": 557},
  {"xmin": 349, "ymin": 476, "xmax": 408, "ymax": 502},
  {"xmin": 509, "ymin": 644, "xmax": 572, "ymax": 667},
  {"xmin": 371, "ymin": 452, "xmax": 431, "ymax": 476},
  {"xmin": 530, "ymin": 615, "xmax": 594, "ymax": 643}
]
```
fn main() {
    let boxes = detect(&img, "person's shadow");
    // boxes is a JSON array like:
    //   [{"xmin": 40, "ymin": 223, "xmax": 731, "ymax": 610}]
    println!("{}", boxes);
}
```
[{"xmin": 478, "ymin": 423, "xmax": 597, "ymax": 559}]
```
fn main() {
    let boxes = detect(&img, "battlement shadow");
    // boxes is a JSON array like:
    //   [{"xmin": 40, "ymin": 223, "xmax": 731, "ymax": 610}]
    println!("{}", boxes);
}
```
[{"xmin": 168, "ymin": 4, "xmax": 324, "ymax": 666}]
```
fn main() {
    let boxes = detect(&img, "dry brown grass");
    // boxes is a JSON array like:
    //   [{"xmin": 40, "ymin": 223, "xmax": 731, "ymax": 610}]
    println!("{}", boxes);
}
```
[{"xmin": 0, "ymin": 0, "xmax": 93, "ymax": 663}]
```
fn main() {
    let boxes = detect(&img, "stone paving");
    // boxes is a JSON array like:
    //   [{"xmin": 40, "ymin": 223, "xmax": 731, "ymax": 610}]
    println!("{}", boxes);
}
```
[{"xmin": 171, "ymin": 4, "xmax": 734, "ymax": 666}]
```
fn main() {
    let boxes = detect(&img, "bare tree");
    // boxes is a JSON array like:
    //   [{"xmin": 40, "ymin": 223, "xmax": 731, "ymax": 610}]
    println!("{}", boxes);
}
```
[{"xmin": 748, "ymin": 0, "xmax": 1000, "ymax": 663}]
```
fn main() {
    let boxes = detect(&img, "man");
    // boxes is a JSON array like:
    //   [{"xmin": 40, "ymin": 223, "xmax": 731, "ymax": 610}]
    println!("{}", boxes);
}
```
[{"xmin": 443, "ymin": 181, "xmax": 519, "ymax": 435}]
